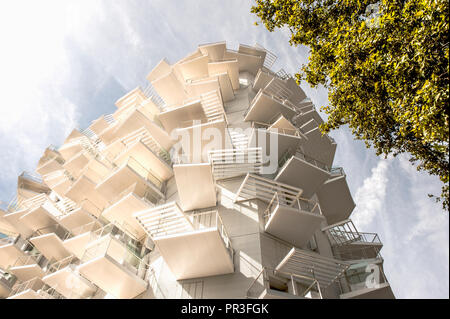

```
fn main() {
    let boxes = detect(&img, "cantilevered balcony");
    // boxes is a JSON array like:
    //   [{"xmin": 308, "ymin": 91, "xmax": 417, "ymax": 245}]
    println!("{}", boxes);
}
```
[
  {"xmin": 208, "ymin": 147, "xmax": 263, "ymax": 180},
  {"xmin": 275, "ymin": 151, "xmax": 331, "ymax": 199},
  {"xmin": 0, "ymin": 267, "xmax": 17, "ymax": 298},
  {"xmin": 102, "ymin": 183, "xmax": 155, "ymax": 241},
  {"xmin": 7, "ymin": 250, "xmax": 50, "ymax": 282},
  {"xmin": 78, "ymin": 224, "xmax": 148, "ymax": 299},
  {"xmin": 276, "ymin": 248, "xmax": 349, "ymax": 290},
  {"xmin": 234, "ymin": 173, "xmax": 303, "ymax": 206},
  {"xmin": 65, "ymin": 174, "xmax": 109, "ymax": 212},
  {"xmin": 63, "ymin": 221, "xmax": 103, "ymax": 259},
  {"xmin": 36, "ymin": 147, "xmax": 65, "ymax": 176},
  {"xmin": 340, "ymin": 260, "xmax": 395, "ymax": 299},
  {"xmin": 323, "ymin": 219, "xmax": 383, "ymax": 261},
  {"xmin": 63, "ymin": 150, "xmax": 91, "ymax": 180},
  {"xmin": 43, "ymin": 255, "xmax": 97, "ymax": 299},
  {"xmin": 17, "ymin": 172, "xmax": 50, "ymax": 200},
  {"xmin": 28, "ymin": 224, "xmax": 72, "ymax": 262},
  {"xmin": 263, "ymin": 193, "xmax": 325, "ymax": 248},
  {"xmin": 0, "ymin": 235, "xmax": 36, "ymax": 269},
  {"xmin": 246, "ymin": 267, "xmax": 323, "ymax": 299},
  {"xmin": 248, "ymin": 128, "xmax": 303, "ymax": 173},
  {"xmin": 42, "ymin": 170, "xmax": 74, "ymax": 196},
  {"xmin": 223, "ymin": 48, "xmax": 263, "ymax": 76},
  {"xmin": 7, "ymin": 277, "xmax": 47, "ymax": 299},
  {"xmin": 297, "ymin": 120, "xmax": 337, "ymax": 169},
  {"xmin": 316, "ymin": 173, "xmax": 356, "ymax": 225},
  {"xmin": 106, "ymin": 127, "xmax": 173, "ymax": 182},
  {"xmin": 244, "ymin": 89, "xmax": 297, "ymax": 123},
  {"xmin": 96, "ymin": 156, "xmax": 165, "ymax": 205},
  {"xmin": 173, "ymin": 163, "xmax": 217, "ymax": 211},
  {"xmin": 134, "ymin": 202, "xmax": 234, "ymax": 280},
  {"xmin": 208, "ymin": 59, "xmax": 240, "ymax": 90},
  {"xmin": 147, "ymin": 60, "xmax": 187, "ymax": 106}
]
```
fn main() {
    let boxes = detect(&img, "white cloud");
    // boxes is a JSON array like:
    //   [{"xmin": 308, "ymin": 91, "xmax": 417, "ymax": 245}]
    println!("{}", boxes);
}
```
[{"xmin": 352, "ymin": 159, "xmax": 391, "ymax": 228}]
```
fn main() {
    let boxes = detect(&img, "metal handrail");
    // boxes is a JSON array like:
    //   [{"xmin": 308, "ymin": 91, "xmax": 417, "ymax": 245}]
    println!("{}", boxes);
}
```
[
  {"xmin": 246, "ymin": 267, "xmax": 322, "ymax": 299},
  {"xmin": 9, "ymin": 277, "xmax": 44, "ymax": 297}
]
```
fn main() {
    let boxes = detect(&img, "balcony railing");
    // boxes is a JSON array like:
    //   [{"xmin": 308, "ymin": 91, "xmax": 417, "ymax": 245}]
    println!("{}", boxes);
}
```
[
  {"xmin": 126, "ymin": 156, "xmax": 164, "ymax": 191},
  {"xmin": 186, "ymin": 209, "xmax": 233, "ymax": 259},
  {"xmin": 295, "ymin": 151, "xmax": 330, "ymax": 172},
  {"xmin": 263, "ymin": 192, "xmax": 322, "ymax": 227},
  {"xmin": 9, "ymin": 277, "xmax": 44, "ymax": 298},
  {"xmin": 11, "ymin": 251, "xmax": 49, "ymax": 270},
  {"xmin": 38, "ymin": 284, "xmax": 66, "ymax": 299},
  {"xmin": 81, "ymin": 235, "xmax": 147, "ymax": 279},
  {"xmin": 246, "ymin": 267, "xmax": 323, "ymax": 299},
  {"xmin": 30, "ymin": 224, "xmax": 72, "ymax": 242},
  {"xmin": 45, "ymin": 255, "xmax": 78, "ymax": 276}
]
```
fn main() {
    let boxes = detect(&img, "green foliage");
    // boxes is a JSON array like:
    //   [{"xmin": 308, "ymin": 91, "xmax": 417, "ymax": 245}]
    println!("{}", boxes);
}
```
[{"xmin": 252, "ymin": 0, "xmax": 449, "ymax": 210}]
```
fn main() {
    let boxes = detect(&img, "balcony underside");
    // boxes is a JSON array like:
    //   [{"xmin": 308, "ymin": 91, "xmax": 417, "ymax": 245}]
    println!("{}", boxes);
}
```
[
  {"xmin": 3, "ymin": 209, "xmax": 34, "ymax": 238},
  {"xmin": 258, "ymin": 288, "xmax": 305, "ymax": 299},
  {"xmin": 159, "ymin": 100, "xmax": 205, "ymax": 133},
  {"xmin": 275, "ymin": 156, "xmax": 330, "ymax": 198},
  {"xmin": 199, "ymin": 42, "xmax": 226, "ymax": 61},
  {"xmin": 43, "ymin": 265, "xmax": 97, "ymax": 299},
  {"xmin": 176, "ymin": 119, "xmax": 228, "ymax": 163},
  {"xmin": 253, "ymin": 70, "xmax": 274, "ymax": 92},
  {"xmin": 51, "ymin": 177, "xmax": 73, "ymax": 197},
  {"xmin": 295, "ymin": 109, "xmax": 324, "ymax": 128},
  {"xmin": 276, "ymin": 248, "xmax": 349, "ymax": 289},
  {"xmin": 249, "ymin": 129, "xmax": 302, "ymax": 162},
  {"xmin": 301, "ymin": 126, "xmax": 336, "ymax": 169},
  {"xmin": 177, "ymin": 54, "xmax": 209, "ymax": 81},
  {"xmin": 9, "ymin": 264, "xmax": 45, "ymax": 282},
  {"xmin": 36, "ymin": 158, "xmax": 64, "ymax": 176},
  {"xmin": 316, "ymin": 176, "xmax": 355, "ymax": 225},
  {"xmin": 102, "ymin": 192, "xmax": 152, "ymax": 240},
  {"xmin": 96, "ymin": 164, "xmax": 163, "ymax": 203},
  {"xmin": 340, "ymin": 282, "xmax": 395, "ymax": 299},
  {"xmin": 154, "ymin": 228, "xmax": 234, "ymax": 280},
  {"xmin": 265, "ymin": 204, "xmax": 325, "ymax": 248},
  {"xmin": 58, "ymin": 142, "xmax": 84, "ymax": 162},
  {"xmin": 58, "ymin": 208, "xmax": 97, "ymax": 233},
  {"xmin": 173, "ymin": 163, "xmax": 216, "ymax": 211},
  {"xmin": 0, "ymin": 244, "xmax": 27, "ymax": 269},
  {"xmin": 65, "ymin": 175, "xmax": 108, "ymax": 211},
  {"xmin": 63, "ymin": 151, "xmax": 90, "ymax": 179},
  {"xmin": 7, "ymin": 289, "xmax": 44, "ymax": 299},
  {"xmin": 79, "ymin": 254, "xmax": 147, "ymax": 299},
  {"xmin": 64, "ymin": 232, "xmax": 92, "ymax": 259},
  {"xmin": 114, "ymin": 141, "xmax": 173, "ymax": 181},
  {"xmin": 19, "ymin": 205, "xmax": 60, "ymax": 232},
  {"xmin": 208, "ymin": 59, "xmax": 239, "ymax": 90},
  {"xmin": 244, "ymin": 92, "xmax": 296, "ymax": 123},
  {"xmin": 224, "ymin": 50, "xmax": 263, "ymax": 75},
  {"xmin": 30, "ymin": 233, "xmax": 71, "ymax": 261},
  {"xmin": 151, "ymin": 70, "xmax": 187, "ymax": 106}
]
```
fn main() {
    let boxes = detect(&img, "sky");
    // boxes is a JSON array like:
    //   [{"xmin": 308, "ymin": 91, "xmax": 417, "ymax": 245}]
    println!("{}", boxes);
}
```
[{"xmin": 0, "ymin": 0, "xmax": 448, "ymax": 298}]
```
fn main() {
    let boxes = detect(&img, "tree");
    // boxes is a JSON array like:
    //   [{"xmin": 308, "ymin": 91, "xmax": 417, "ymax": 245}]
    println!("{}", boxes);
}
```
[{"xmin": 251, "ymin": 0, "xmax": 449, "ymax": 210}]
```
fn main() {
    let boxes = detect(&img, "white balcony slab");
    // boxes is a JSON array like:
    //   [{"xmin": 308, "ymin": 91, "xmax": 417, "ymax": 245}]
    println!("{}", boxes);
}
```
[
  {"xmin": 245, "ymin": 91, "xmax": 297, "ymax": 123},
  {"xmin": 102, "ymin": 192, "xmax": 152, "ymax": 240},
  {"xmin": 340, "ymin": 282, "xmax": 395, "ymax": 299},
  {"xmin": 176, "ymin": 54, "xmax": 209, "ymax": 81},
  {"xmin": 114, "ymin": 140, "xmax": 173, "ymax": 181},
  {"xmin": 208, "ymin": 59, "xmax": 239, "ymax": 90},
  {"xmin": 249, "ymin": 128, "xmax": 302, "ymax": 162},
  {"xmin": 275, "ymin": 156, "xmax": 330, "ymax": 198},
  {"xmin": 199, "ymin": 42, "xmax": 226, "ymax": 61},
  {"xmin": 9, "ymin": 264, "xmax": 46, "ymax": 282},
  {"xmin": 301, "ymin": 126, "xmax": 336, "ymax": 169},
  {"xmin": 63, "ymin": 151, "xmax": 90, "ymax": 179},
  {"xmin": 224, "ymin": 50, "xmax": 263, "ymax": 75},
  {"xmin": 36, "ymin": 157, "xmax": 64, "ymax": 176},
  {"xmin": 174, "ymin": 163, "xmax": 216, "ymax": 211},
  {"xmin": 19, "ymin": 203, "xmax": 61, "ymax": 232},
  {"xmin": 30, "ymin": 233, "xmax": 71, "ymax": 261},
  {"xmin": 316, "ymin": 176, "xmax": 355, "ymax": 225},
  {"xmin": 64, "ymin": 232, "xmax": 92, "ymax": 259},
  {"xmin": 7, "ymin": 289, "xmax": 44, "ymax": 299},
  {"xmin": 175, "ymin": 119, "xmax": 228, "ymax": 163},
  {"xmin": 58, "ymin": 208, "xmax": 97, "ymax": 233},
  {"xmin": 159, "ymin": 100, "xmax": 205, "ymax": 133},
  {"xmin": 0, "ymin": 244, "xmax": 28, "ymax": 269},
  {"xmin": 154, "ymin": 228, "xmax": 234, "ymax": 280},
  {"xmin": 43, "ymin": 264, "xmax": 97, "ymax": 299},
  {"xmin": 2, "ymin": 209, "xmax": 35, "ymax": 239},
  {"xmin": 265, "ymin": 204, "xmax": 325, "ymax": 248},
  {"xmin": 151, "ymin": 70, "xmax": 187, "ymax": 106},
  {"xmin": 65, "ymin": 175, "xmax": 108, "ymax": 212}
]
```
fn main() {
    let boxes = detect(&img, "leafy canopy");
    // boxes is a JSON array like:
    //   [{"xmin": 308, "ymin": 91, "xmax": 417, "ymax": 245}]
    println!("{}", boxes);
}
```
[{"xmin": 252, "ymin": 0, "xmax": 449, "ymax": 209}]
